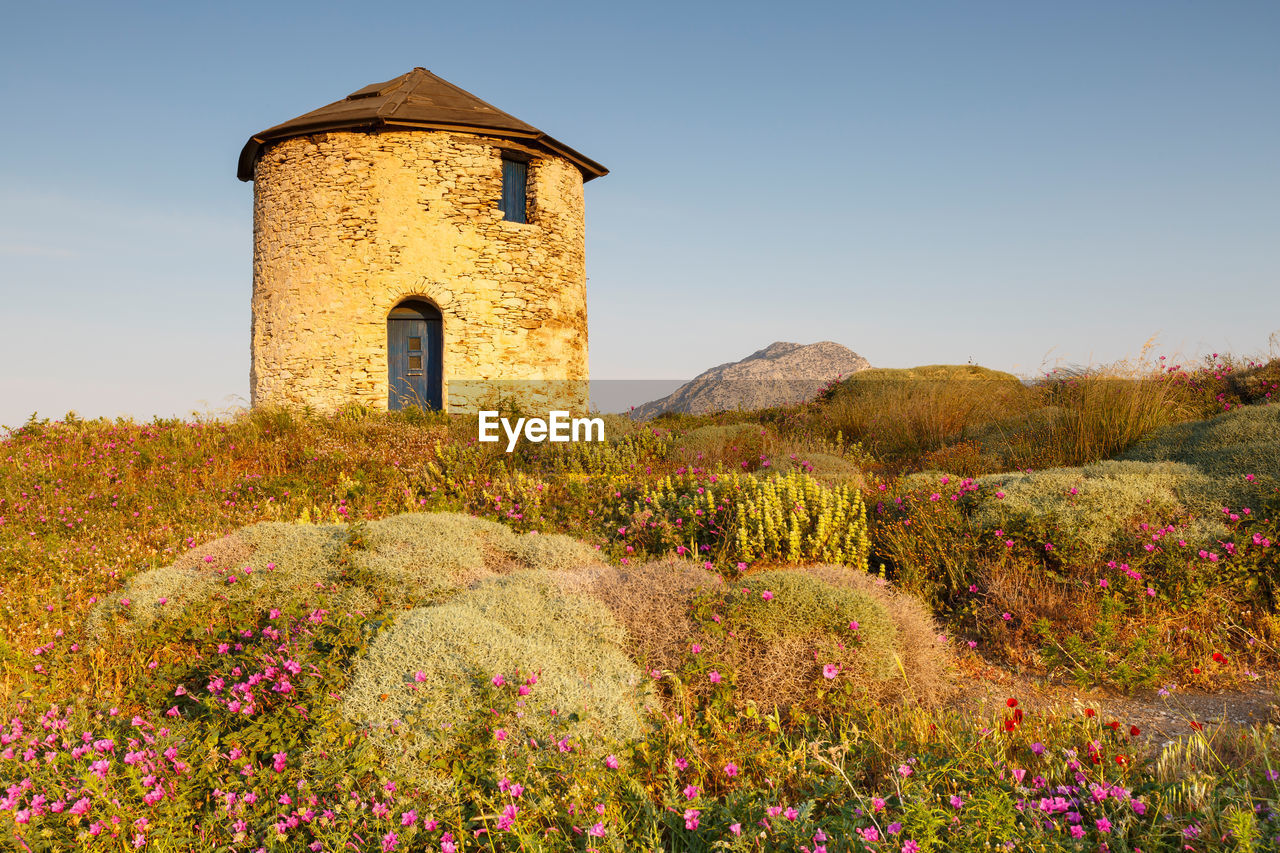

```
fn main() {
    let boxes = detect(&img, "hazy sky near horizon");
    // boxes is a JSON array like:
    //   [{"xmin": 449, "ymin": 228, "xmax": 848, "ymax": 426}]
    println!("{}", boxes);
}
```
[{"xmin": 1, "ymin": 0, "xmax": 1277, "ymax": 426}]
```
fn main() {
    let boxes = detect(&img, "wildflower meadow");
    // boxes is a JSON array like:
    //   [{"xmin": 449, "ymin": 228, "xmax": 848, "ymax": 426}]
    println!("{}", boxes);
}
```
[{"xmin": 1, "ymin": 352, "xmax": 1278, "ymax": 851}]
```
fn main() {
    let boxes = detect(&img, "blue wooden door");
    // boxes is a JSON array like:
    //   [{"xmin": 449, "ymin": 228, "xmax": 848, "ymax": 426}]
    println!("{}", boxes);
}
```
[{"xmin": 387, "ymin": 302, "xmax": 442, "ymax": 410}]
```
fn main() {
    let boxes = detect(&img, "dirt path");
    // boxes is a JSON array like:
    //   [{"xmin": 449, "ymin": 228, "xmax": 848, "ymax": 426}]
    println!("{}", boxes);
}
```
[{"xmin": 952, "ymin": 661, "xmax": 1278, "ymax": 748}]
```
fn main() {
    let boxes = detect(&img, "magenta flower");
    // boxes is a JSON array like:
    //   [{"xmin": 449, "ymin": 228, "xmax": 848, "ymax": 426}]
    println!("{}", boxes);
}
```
[
  {"xmin": 730, "ymin": 823, "xmax": 742, "ymax": 835},
  {"xmin": 605, "ymin": 754, "xmax": 619, "ymax": 769},
  {"xmin": 588, "ymin": 822, "xmax": 606, "ymax": 837},
  {"xmin": 683, "ymin": 784, "xmax": 699, "ymax": 800},
  {"xmin": 761, "ymin": 590, "xmax": 774, "ymax": 601},
  {"xmin": 897, "ymin": 764, "xmax": 913, "ymax": 777},
  {"xmin": 708, "ymin": 671, "xmax": 721, "ymax": 684},
  {"xmin": 822, "ymin": 663, "xmax": 839, "ymax": 679},
  {"xmin": 950, "ymin": 795, "xmax": 964, "ymax": 809},
  {"xmin": 784, "ymin": 807, "xmax": 798, "ymax": 821},
  {"xmin": 683, "ymin": 808, "xmax": 700, "ymax": 830},
  {"xmin": 724, "ymin": 762, "xmax": 739, "ymax": 777}
]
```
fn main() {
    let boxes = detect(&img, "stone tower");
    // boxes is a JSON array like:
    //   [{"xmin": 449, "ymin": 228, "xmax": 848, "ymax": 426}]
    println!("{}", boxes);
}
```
[{"xmin": 237, "ymin": 68, "xmax": 606, "ymax": 413}]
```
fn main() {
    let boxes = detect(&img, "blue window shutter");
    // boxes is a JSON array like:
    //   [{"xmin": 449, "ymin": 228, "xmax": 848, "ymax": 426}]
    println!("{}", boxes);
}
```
[{"xmin": 501, "ymin": 158, "xmax": 527, "ymax": 223}]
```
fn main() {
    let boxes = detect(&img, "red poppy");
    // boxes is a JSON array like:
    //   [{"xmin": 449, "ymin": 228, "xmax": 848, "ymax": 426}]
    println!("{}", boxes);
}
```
[
  {"xmin": 1004, "ymin": 718, "xmax": 1017, "ymax": 732},
  {"xmin": 1130, "ymin": 725, "xmax": 1141, "ymax": 737},
  {"xmin": 1006, "ymin": 698, "xmax": 1018, "ymax": 708},
  {"xmin": 1115, "ymin": 755, "xmax": 1128, "ymax": 765},
  {"xmin": 1191, "ymin": 667, "xmax": 1201, "ymax": 674},
  {"xmin": 1106, "ymin": 721, "xmax": 1120, "ymax": 731},
  {"xmin": 1190, "ymin": 721, "xmax": 1204, "ymax": 731},
  {"xmin": 1084, "ymin": 708, "xmax": 1096, "ymax": 718},
  {"xmin": 1212, "ymin": 652, "xmax": 1226, "ymax": 663}
]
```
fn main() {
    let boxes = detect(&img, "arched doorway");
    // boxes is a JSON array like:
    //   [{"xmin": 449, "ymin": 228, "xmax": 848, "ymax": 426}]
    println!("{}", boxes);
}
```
[{"xmin": 387, "ymin": 300, "xmax": 443, "ymax": 411}]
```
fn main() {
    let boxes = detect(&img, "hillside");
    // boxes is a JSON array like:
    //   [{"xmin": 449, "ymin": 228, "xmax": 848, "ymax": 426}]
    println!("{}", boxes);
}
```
[{"xmin": 631, "ymin": 341, "xmax": 870, "ymax": 419}]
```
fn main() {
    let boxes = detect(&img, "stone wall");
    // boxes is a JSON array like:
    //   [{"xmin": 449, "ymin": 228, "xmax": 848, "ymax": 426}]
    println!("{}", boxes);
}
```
[{"xmin": 250, "ymin": 129, "xmax": 590, "ymax": 413}]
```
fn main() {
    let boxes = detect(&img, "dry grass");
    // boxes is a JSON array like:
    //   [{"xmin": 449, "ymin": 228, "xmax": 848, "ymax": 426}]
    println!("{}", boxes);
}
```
[
  {"xmin": 561, "ymin": 559, "xmax": 954, "ymax": 713},
  {"xmin": 554, "ymin": 557, "xmax": 720, "ymax": 674}
]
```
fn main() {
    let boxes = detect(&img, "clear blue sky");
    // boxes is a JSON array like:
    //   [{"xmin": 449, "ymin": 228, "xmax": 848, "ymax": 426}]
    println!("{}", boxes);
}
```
[{"xmin": 2, "ymin": 0, "xmax": 1277, "ymax": 425}]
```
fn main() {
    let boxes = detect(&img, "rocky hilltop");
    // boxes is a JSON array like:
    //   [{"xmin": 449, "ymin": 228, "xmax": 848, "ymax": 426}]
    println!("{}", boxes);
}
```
[{"xmin": 631, "ymin": 341, "xmax": 871, "ymax": 419}]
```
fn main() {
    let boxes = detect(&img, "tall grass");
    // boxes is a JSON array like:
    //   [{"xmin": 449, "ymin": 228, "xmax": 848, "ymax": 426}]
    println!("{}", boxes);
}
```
[{"xmin": 799, "ymin": 352, "xmax": 1270, "ymax": 474}]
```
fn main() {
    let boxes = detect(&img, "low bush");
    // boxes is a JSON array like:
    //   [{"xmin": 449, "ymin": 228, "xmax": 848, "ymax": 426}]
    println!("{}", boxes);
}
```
[
  {"xmin": 1120, "ymin": 403, "xmax": 1280, "ymax": 509},
  {"xmin": 341, "ymin": 571, "xmax": 653, "ymax": 786}
]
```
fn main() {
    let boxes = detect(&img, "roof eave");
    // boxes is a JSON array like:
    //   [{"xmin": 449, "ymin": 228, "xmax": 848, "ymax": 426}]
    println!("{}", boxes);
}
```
[{"xmin": 238, "ymin": 120, "xmax": 607, "ymax": 183}]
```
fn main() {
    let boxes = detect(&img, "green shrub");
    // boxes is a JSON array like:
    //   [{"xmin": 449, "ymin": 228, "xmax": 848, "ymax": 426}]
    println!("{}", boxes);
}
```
[
  {"xmin": 972, "ymin": 461, "xmax": 1221, "ymax": 559},
  {"xmin": 341, "ymin": 572, "xmax": 652, "ymax": 783},
  {"xmin": 1120, "ymin": 404, "xmax": 1280, "ymax": 509},
  {"xmin": 87, "ymin": 522, "xmax": 346, "ymax": 638},
  {"xmin": 346, "ymin": 511, "xmax": 518, "ymax": 601},
  {"xmin": 90, "ymin": 512, "xmax": 604, "ymax": 639},
  {"xmin": 686, "ymin": 568, "xmax": 951, "ymax": 712}
]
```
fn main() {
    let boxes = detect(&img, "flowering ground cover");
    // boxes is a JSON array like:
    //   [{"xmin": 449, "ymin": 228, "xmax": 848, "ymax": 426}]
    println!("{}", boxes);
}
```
[{"xmin": 1, "ymin": 354, "xmax": 1278, "ymax": 850}]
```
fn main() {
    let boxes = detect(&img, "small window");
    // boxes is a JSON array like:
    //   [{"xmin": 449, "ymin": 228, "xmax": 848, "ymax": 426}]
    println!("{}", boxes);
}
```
[{"xmin": 500, "ymin": 157, "xmax": 528, "ymax": 223}]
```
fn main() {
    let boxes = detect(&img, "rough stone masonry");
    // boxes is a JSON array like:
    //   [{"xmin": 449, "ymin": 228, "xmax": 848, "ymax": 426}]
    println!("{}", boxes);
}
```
[{"xmin": 240, "ymin": 68, "xmax": 606, "ymax": 413}]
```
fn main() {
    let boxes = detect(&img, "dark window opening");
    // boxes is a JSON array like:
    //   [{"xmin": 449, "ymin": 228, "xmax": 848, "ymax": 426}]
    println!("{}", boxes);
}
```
[{"xmin": 501, "ymin": 157, "xmax": 528, "ymax": 223}]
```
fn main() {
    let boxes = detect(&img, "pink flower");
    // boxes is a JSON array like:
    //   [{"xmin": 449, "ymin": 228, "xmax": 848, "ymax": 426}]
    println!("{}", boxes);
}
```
[
  {"xmin": 708, "ymin": 671, "xmax": 721, "ymax": 683},
  {"xmin": 496, "ymin": 803, "xmax": 518, "ymax": 831},
  {"xmin": 822, "ymin": 664, "xmax": 839, "ymax": 679},
  {"xmin": 495, "ymin": 729, "xmax": 507, "ymax": 742},
  {"xmin": 381, "ymin": 830, "xmax": 398, "ymax": 851},
  {"xmin": 761, "ymin": 590, "xmax": 774, "ymax": 601},
  {"xmin": 683, "ymin": 784, "xmax": 699, "ymax": 800},
  {"xmin": 897, "ymin": 764, "xmax": 913, "ymax": 777},
  {"xmin": 273, "ymin": 751, "xmax": 288, "ymax": 772},
  {"xmin": 491, "ymin": 674, "xmax": 506, "ymax": 687},
  {"xmin": 605, "ymin": 754, "xmax": 619, "ymax": 769},
  {"xmin": 588, "ymin": 822, "xmax": 606, "ymax": 837},
  {"xmin": 784, "ymin": 807, "xmax": 798, "ymax": 821},
  {"xmin": 724, "ymin": 762, "xmax": 739, "ymax": 777},
  {"xmin": 683, "ymin": 808, "xmax": 700, "ymax": 830},
  {"xmin": 730, "ymin": 823, "xmax": 742, "ymax": 835},
  {"xmin": 401, "ymin": 810, "xmax": 417, "ymax": 827},
  {"xmin": 950, "ymin": 795, "xmax": 964, "ymax": 809}
]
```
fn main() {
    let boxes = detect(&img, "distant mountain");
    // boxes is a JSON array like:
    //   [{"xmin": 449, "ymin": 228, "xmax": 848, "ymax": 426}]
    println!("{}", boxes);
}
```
[{"xmin": 630, "ymin": 342, "xmax": 871, "ymax": 419}]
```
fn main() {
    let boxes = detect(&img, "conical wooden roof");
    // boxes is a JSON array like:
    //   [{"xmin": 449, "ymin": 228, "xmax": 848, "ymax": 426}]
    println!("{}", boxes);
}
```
[{"xmin": 237, "ymin": 68, "xmax": 607, "ymax": 182}]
